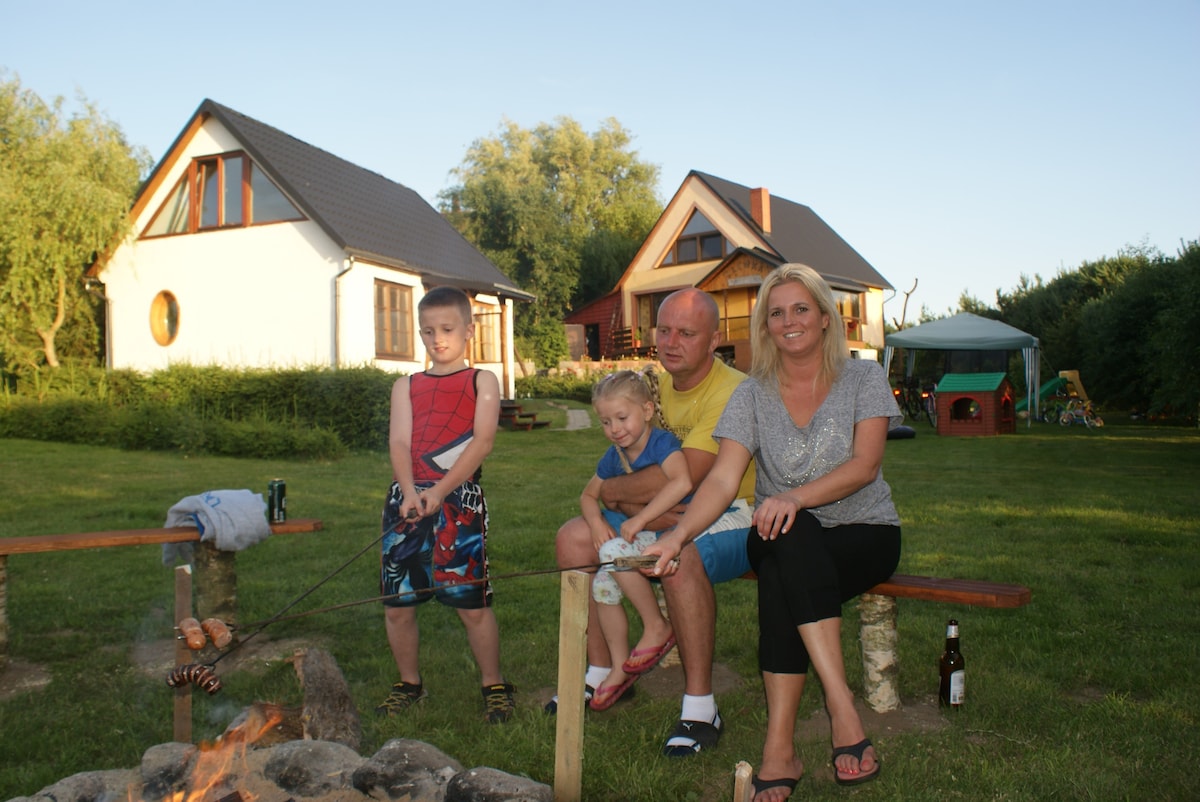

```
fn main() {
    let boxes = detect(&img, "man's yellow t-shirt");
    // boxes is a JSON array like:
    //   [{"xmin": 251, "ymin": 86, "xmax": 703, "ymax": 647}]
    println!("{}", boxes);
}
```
[{"xmin": 658, "ymin": 358, "xmax": 756, "ymax": 504}]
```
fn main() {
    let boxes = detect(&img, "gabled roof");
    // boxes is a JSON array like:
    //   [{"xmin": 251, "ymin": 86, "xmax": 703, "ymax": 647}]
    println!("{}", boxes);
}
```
[
  {"xmin": 936, "ymin": 372, "xmax": 1011, "ymax": 393},
  {"xmin": 139, "ymin": 99, "xmax": 532, "ymax": 301},
  {"xmin": 691, "ymin": 171, "xmax": 892, "ymax": 291}
]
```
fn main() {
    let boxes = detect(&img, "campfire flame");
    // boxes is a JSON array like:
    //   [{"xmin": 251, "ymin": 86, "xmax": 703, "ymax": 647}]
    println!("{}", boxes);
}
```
[{"xmin": 134, "ymin": 705, "xmax": 285, "ymax": 802}]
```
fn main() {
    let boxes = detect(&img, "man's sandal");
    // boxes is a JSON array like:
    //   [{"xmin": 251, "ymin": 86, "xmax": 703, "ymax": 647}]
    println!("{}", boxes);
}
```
[
  {"xmin": 831, "ymin": 738, "xmax": 881, "ymax": 786},
  {"xmin": 661, "ymin": 714, "xmax": 723, "ymax": 757}
]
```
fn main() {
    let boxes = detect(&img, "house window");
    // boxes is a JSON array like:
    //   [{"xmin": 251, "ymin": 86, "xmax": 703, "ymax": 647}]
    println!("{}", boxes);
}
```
[
  {"xmin": 472, "ymin": 303, "xmax": 502, "ymax": 363},
  {"xmin": 832, "ymin": 288, "xmax": 863, "ymax": 336},
  {"xmin": 142, "ymin": 152, "xmax": 304, "ymax": 238},
  {"xmin": 149, "ymin": 290, "xmax": 180, "ymax": 346},
  {"xmin": 375, "ymin": 281, "xmax": 414, "ymax": 360},
  {"xmin": 660, "ymin": 211, "xmax": 728, "ymax": 267}
]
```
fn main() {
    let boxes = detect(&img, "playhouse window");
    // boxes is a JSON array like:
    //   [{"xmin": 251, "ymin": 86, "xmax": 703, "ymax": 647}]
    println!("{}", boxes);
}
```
[{"xmin": 951, "ymin": 397, "xmax": 982, "ymax": 421}]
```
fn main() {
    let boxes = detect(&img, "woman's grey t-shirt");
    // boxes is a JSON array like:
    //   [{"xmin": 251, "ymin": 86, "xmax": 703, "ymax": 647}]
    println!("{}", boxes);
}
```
[{"xmin": 713, "ymin": 358, "xmax": 902, "ymax": 528}]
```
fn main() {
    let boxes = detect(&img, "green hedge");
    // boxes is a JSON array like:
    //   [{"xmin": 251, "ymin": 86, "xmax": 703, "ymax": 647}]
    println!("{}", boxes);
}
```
[
  {"xmin": 515, "ymin": 373, "xmax": 595, "ymax": 403},
  {"xmin": 1, "ymin": 364, "xmax": 394, "ymax": 459}
]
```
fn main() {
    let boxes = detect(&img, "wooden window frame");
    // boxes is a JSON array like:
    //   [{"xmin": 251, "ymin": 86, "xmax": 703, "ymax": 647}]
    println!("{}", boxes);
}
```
[
  {"xmin": 374, "ymin": 280, "xmax": 415, "ymax": 360},
  {"xmin": 141, "ymin": 151, "xmax": 304, "ymax": 239}
]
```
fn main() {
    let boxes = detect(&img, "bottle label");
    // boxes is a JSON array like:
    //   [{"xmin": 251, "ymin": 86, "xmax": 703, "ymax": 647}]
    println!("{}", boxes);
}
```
[{"xmin": 949, "ymin": 670, "xmax": 965, "ymax": 705}]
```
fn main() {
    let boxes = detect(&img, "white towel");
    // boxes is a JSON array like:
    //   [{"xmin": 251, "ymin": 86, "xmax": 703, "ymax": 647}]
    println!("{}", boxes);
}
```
[{"xmin": 162, "ymin": 489, "xmax": 273, "ymax": 565}]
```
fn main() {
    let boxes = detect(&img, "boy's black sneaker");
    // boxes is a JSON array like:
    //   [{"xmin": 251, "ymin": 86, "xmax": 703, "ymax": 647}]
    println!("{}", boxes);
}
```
[
  {"xmin": 482, "ymin": 681, "xmax": 516, "ymax": 723},
  {"xmin": 375, "ymin": 680, "xmax": 427, "ymax": 716}
]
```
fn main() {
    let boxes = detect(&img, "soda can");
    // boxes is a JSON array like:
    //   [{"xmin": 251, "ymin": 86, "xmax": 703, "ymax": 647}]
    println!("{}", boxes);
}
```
[{"xmin": 268, "ymin": 479, "xmax": 287, "ymax": 523}]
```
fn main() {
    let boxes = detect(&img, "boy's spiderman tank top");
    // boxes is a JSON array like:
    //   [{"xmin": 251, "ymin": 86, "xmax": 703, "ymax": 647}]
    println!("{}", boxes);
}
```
[{"xmin": 409, "ymin": 368, "xmax": 480, "ymax": 482}]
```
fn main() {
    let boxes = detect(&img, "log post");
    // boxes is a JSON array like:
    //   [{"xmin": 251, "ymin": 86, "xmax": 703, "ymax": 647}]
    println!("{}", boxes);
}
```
[
  {"xmin": 174, "ymin": 564, "xmax": 194, "ymax": 743},
  {"xmin": 858, "ymin": 592, "xmax": 901, "ymax": 713},
  {"xmin": 553, "ymin": 571, "xmax": 589, "ymax": 802},
  {"xmin": 193, "ymin": 542, "xmax": 238, "ymax": 629}
]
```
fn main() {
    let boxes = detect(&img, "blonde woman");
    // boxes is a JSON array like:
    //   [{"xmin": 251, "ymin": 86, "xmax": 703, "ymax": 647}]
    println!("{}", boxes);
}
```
[{"xmin": 643, "ymin": 265, "xmax": 902, "ymax": 799}]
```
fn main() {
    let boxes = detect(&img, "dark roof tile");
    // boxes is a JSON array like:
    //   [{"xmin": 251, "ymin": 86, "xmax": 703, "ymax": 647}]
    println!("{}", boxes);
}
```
[
  {"xmin": 200, "ymin": 100, "xmax": 532, "ymax": 300},
  {"xmin": 692, "ymin": 171, "xmax": 891, "ymax": 290}
]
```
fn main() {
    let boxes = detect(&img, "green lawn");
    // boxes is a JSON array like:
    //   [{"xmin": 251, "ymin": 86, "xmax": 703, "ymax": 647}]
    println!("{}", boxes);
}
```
[{"xmin": 1, "ymin": 414, "xmax": 1198, "ymax": 801}]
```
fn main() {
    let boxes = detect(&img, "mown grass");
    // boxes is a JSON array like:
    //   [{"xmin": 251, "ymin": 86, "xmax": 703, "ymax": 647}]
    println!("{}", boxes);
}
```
[{"xmin": 1, "ymin": 410, "xmax": 1198, "ymax": 801}]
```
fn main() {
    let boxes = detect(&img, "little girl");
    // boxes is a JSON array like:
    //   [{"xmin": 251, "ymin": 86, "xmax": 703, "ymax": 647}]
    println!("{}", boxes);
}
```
[{"xmin": 579, "ymin": 370, "xmax": 689, "ymax": 710}]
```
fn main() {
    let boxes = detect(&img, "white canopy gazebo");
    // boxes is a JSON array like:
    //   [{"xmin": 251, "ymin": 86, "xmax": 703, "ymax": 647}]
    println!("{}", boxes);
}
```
[{"xmin": 883, "ymin": 313, "xmax": 1041, "ymax": 426}]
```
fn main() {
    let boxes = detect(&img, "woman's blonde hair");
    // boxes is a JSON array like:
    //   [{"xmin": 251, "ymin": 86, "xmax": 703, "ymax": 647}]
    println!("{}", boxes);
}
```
[{"xmin": 749, "ymin": 263, "xmax": 848, "ymax": 387}]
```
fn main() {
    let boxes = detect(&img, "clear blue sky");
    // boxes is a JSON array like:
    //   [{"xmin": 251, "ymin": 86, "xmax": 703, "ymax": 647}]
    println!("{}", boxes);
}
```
[{"xmin": 5, "ymin": 0, "xmax": 1197, "ymax": 318}]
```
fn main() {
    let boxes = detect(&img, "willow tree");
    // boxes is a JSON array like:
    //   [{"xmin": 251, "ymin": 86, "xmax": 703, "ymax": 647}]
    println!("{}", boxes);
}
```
[
  {"xmin": 440, "ymin": 117, "xmax": 661, "ymax": 366},
  {"xmin": 0, "ymin": 75, "xmax": 148, "ymax": 370}
]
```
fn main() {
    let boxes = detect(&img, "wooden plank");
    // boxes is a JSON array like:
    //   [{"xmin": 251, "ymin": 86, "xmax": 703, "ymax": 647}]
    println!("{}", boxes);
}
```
[
  {"xmin": 740, "ymin": 570, "xmax": 1031, "ymax": 609},
  {"xmin": 871, "ymin": 574, "xmax": 1031, "ymax": 608},
  {"xmin": 173, "ymin": 564, "xmax": 193, "ymax": 743},
  {"xmin": 0, "ymin": 519, "xmax": 323, "ymax": 556},
  {"xmin": 554, "ymin": 571, "xmax": 589, "ymax": 802}
]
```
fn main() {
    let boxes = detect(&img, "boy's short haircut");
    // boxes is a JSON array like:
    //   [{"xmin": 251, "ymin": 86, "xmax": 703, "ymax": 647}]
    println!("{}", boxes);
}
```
[
  {"xmin": 592, "ymin": 369, "xmax": 653, "ymax": 407},
  {"xmin": 419, "ymin": 285, "xmax": 473, "ymax": 325}
]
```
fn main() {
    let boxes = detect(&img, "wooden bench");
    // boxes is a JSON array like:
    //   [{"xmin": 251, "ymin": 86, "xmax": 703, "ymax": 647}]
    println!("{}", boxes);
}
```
[
  {"xmin": 742, "ymin": 570, "xmax": 1030, "ymax": 712},
  {"xmin": 0, "ymin": 518, "xmax": 323, "ymax": 670},
  {"xmin": 500, "ymin": 401, "xmax": 550, "ymax": 430}
]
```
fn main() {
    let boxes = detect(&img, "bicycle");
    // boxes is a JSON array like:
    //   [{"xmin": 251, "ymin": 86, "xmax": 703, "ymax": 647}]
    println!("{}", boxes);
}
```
[
  {"xmin": 892, "ymin": 377, "xmax": 936, "ymax": 426},
  {"xmin": 1059, "ymin": 398, "xmax": 1104, "ymax": 428},
  {"xmin": 921, "ymin": 382, "xmax": 938, "ymax": 428}
]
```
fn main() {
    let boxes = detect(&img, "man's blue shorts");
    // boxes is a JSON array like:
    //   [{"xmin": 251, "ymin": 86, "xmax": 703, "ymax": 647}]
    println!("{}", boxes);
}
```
[{"xmin": 692, "ymin": 499, "xmax": 753, "ymax": 584}]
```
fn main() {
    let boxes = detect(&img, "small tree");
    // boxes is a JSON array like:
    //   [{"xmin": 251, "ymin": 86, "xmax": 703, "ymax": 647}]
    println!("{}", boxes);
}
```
[
  {"xmin": 440, "ymin": 117, "xmax": 661, "ymax": 367},
  {"xmin": 0, "ymin": 75, "xmax": 148, "ymax": 371}
]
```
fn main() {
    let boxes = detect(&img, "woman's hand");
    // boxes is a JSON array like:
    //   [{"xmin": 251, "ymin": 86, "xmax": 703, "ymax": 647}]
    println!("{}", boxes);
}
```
[
  {"xmin": 642, "ymin": 531, "xmax": 684, "ymax": 577},
  {"xmin": 753, "ymin": 492, "xmax": 802, "ymax": 540}
]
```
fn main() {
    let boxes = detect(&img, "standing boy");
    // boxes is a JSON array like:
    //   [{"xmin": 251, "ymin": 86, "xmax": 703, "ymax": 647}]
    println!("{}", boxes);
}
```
[{"xmin": 376, "ymin": 286, "xmax": 512, "ymax": 723}]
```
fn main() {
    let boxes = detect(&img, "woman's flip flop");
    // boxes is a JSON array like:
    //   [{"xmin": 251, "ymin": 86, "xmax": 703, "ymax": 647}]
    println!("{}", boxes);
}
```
[{"xmin": 832, "ymin": 738, "xmax": 881, "ymax": 786}]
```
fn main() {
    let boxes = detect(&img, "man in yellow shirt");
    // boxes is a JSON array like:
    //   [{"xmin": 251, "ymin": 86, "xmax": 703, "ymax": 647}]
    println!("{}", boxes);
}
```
[{"xmin": 550, "ymin": 288, "xmax": 755, "ymax": 758}]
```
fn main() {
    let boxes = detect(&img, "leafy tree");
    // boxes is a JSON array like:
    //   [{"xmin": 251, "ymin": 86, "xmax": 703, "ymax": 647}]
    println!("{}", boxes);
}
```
[
  {"xmin": 440, "ymin": 117, "xmax": 661, "ymax": 367},
  {"xmin": 0, "ymin": 75, "xmax": 148, "ymax": 372},
  {"xmin": 1079, "ymin": 239, "xmax": 1200, "ymax": 418},
  {"xmin": 996, "ymin": 243, "xmax": 1157, "ymax": 378}
]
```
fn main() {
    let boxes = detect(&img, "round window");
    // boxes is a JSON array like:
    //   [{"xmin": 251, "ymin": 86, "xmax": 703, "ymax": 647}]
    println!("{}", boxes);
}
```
[{"xmin": 150, "ymin": 291, "xmax": 180, "ymax": 346}]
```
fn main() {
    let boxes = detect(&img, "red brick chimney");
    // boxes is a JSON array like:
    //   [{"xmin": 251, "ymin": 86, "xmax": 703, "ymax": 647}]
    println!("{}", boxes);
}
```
[{"xmin": 750, "ymin": 187, "xmax": 771, "ymax": 233}]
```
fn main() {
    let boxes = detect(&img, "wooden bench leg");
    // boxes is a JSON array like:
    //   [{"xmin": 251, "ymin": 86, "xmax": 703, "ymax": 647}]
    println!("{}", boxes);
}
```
[
  {"xmin": 0, "ymin": 555, "xmax": 8, "ymax": 672},
  {"xmin": 858, "ymin": 593, "xmax": 901, "ymax": 713},
  {"xmin": 554, "ymin": 570, "xmax": 589, "ymax": 802}
]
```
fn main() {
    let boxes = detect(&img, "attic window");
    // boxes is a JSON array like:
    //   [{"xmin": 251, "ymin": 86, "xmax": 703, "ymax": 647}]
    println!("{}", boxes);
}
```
[
  {"xmin": 142, "ymin": 151, "xmax": 304, "ymax": 238},
  {"xmin": 660, "ymin": 210, "xmax": 728, "ymax": 267}
]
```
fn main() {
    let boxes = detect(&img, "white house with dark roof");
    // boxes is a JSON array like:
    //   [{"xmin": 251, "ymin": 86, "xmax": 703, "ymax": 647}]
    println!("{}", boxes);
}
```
[
  {"xmin": 93, "ymin": 99, "xmax": 533, "ymax": 396},
  {"xmin": 567, "ymin": 171, "xmax": 891, "ymax": 368}
]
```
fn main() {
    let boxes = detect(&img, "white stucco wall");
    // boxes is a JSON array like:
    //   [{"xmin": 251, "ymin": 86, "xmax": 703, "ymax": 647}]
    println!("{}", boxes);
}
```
[
  {"xmin": 100, "ymin": 114, "xmax": 520, "ymax": 396},
  {"xmin": 101, "ymin": 219, "xmax": 343, "ymax": 370}
]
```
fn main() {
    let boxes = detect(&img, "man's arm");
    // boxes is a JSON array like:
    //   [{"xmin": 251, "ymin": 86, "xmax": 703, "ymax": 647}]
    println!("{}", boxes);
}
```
[{"xmin": 599, "ymin": 446, "xmax": 717, "ymax": 529}]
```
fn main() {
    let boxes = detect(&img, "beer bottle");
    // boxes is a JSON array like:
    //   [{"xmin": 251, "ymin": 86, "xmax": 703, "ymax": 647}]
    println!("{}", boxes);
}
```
[{"xmin": 939, "ymin": 618, "xmax": 965, "ymax": 708}]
